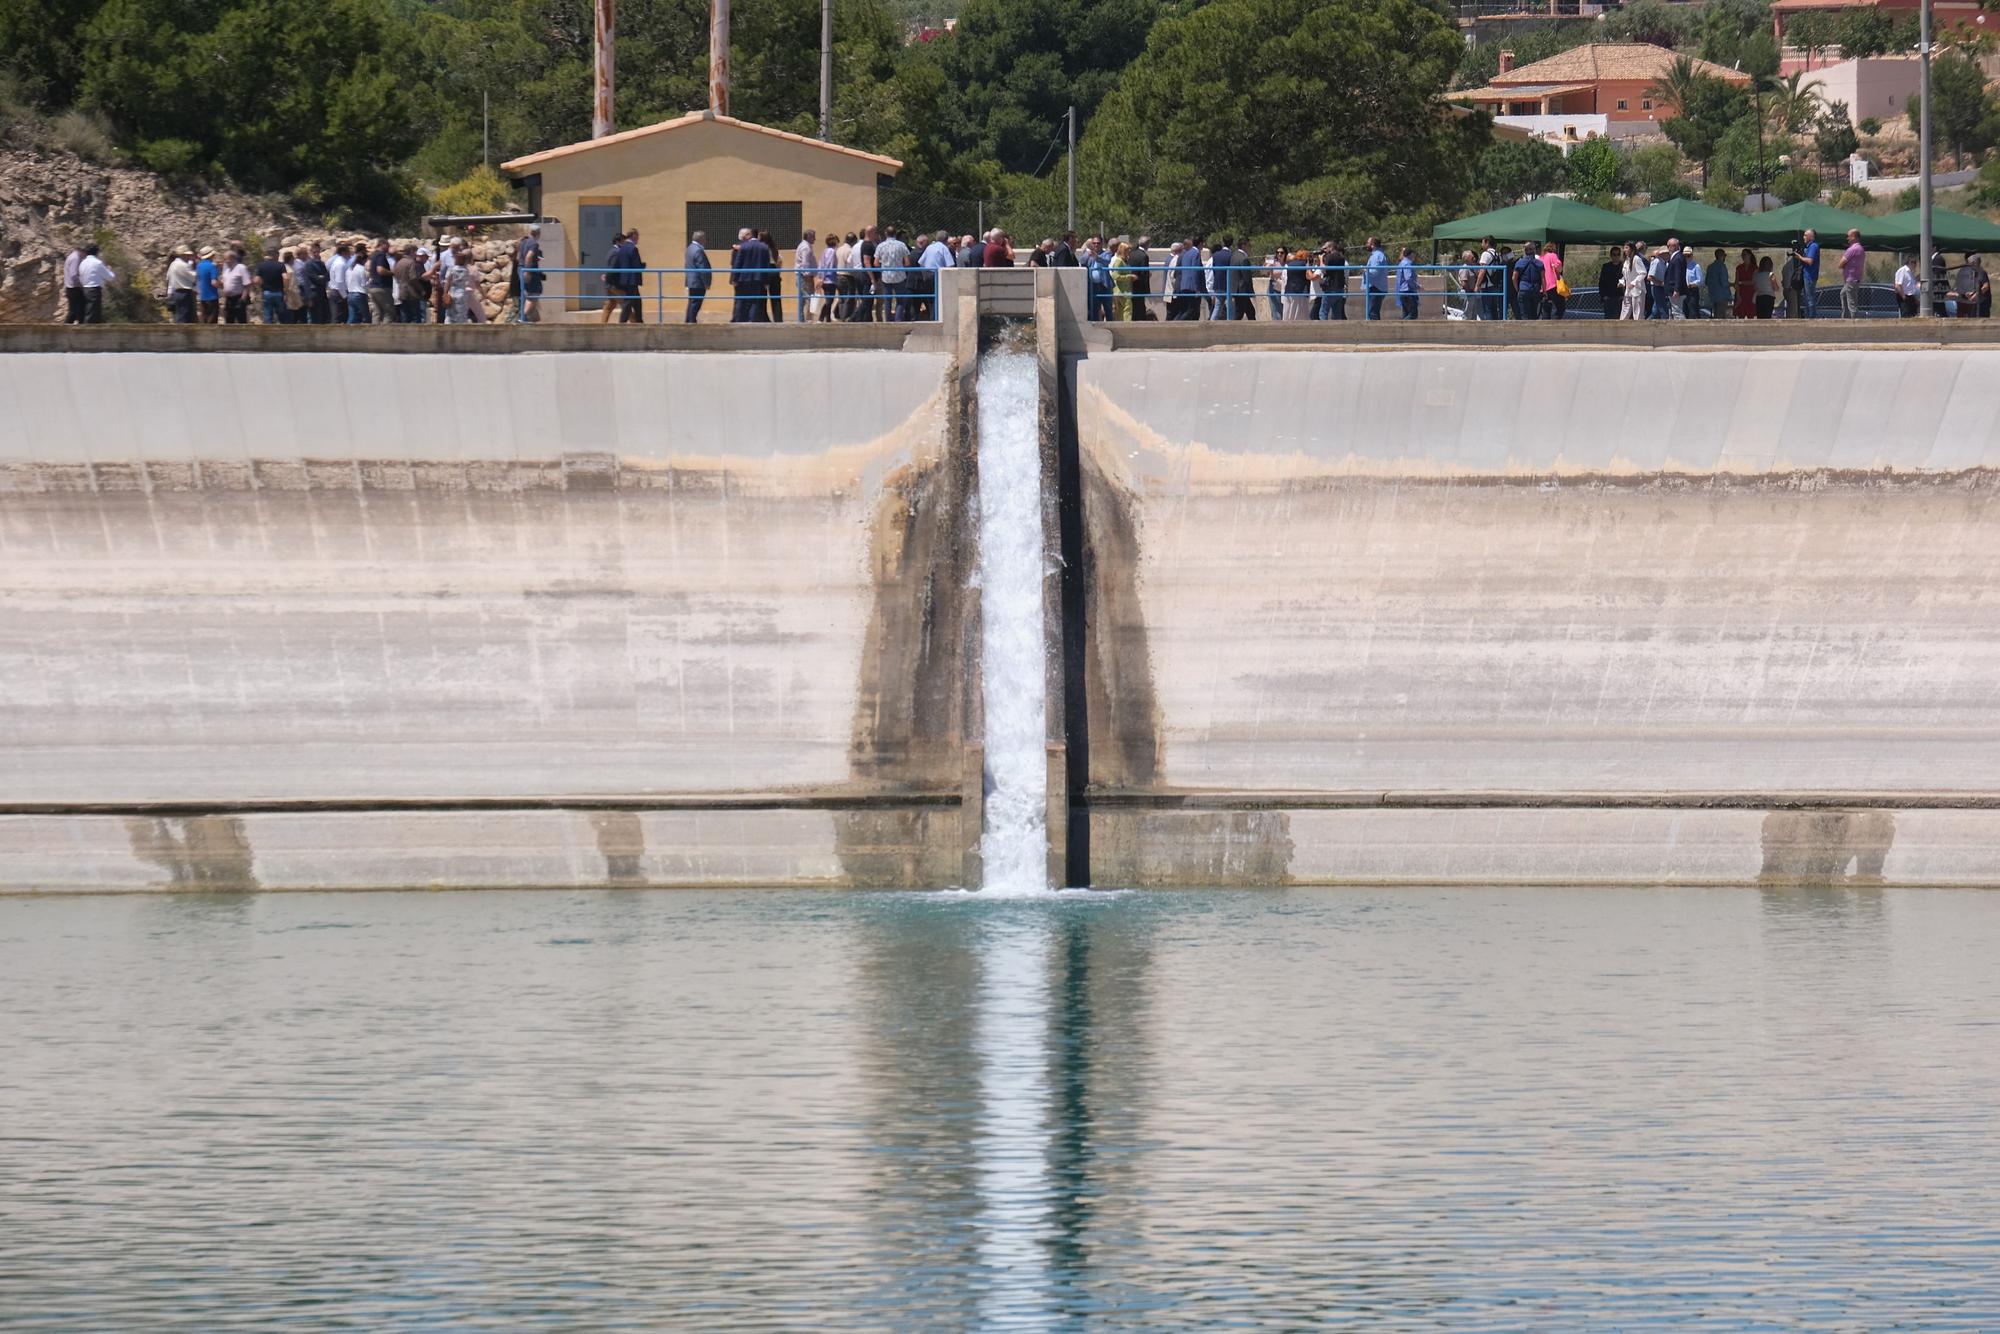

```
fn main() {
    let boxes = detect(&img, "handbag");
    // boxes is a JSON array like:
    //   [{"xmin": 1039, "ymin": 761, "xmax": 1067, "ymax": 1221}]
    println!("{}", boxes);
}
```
[{"xmin": 1555, "ymin": 277, "xmax": 1570, "ymax": 298}]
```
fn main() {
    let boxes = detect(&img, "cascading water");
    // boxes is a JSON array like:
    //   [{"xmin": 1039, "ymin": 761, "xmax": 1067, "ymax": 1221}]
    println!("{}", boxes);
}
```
[{"xmin": 974, "ymin": 343, "xmax": 1051, "ymax": 894}]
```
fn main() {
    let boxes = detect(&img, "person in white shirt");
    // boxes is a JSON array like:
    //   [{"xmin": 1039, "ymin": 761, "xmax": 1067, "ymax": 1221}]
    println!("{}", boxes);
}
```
[
  {"xmin": 76, "ymin": 244, "xmax": 115, "ymax": 324},
  {"xmin": 326, "ymin": 245, "xmax": 351, "ymax": 325},
  {"xmin": 1620, "ymin": 242, "xmax": 1649, "ymax": 321},
  {"xmin": 221, "ymin": 250, "xmax": 252, "ymax": 324},
  {"xmin": 165, "ymin": 246, "xmax": 197, "ymax": 323},
  {"xmin": 62, "ymin": 245, "xmax": 85, "ymax": 324},
  {"xmin": 1893, "ymin": 253, "xmax": 1920, "ymax": 317},
  {"xmin": 344, "ymin": 243, "xmax": 371, "ymax": 323},
  {"xmin": 794, "ymin": 230, "xmax": 817, "ymax": 322}
]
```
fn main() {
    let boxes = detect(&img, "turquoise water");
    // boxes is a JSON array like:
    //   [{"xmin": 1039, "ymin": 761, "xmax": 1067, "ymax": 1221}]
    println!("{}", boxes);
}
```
[{"xmin": 1, "ymin": 886, "xmax": 1996, "ymax": 1329}]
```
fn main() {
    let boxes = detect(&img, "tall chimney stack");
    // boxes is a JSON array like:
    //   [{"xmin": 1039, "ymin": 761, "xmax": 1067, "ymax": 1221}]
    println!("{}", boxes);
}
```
[
  {"xmin": 593, "ymin": 0, "xmax": 615, "ymax": 138},
  {"xmin": 710, "ymin": 0, "xmax": 731, "ymax": 116},
  {"xmin": 1497, "ymin": 49, "xmax": 1516, "ymax": 75}
]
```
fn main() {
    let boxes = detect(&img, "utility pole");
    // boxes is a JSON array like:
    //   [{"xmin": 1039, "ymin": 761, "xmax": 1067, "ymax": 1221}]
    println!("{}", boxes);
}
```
[
  {"xmin": 593, "ymin": 0, "xmax": 615, "ymax": 139},
  {"xmin": 1064, "ymin": 108, "xmax": 1080, "ymax": 239},
  {"xmin": 819, "ymin": 0, "xmax": 832, "ymax": 140},
  {"xmin": 482, "ymin": 91, "xmax": 490, "ymax": 168},
  {"xmin": 1918, "ymin": 0, "xmax": 1934, "ymax": 316}
]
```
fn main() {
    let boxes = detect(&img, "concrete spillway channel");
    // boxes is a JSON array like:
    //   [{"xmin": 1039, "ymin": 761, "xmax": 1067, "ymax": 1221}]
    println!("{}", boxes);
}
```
[{"xmin": 3, "ymin": 294, "xmax": 1999, "ymax": 891}]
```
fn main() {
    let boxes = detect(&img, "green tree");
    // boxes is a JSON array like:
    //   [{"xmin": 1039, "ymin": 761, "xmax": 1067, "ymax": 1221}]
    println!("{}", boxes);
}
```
[
  {"xmin": 1628, "ymin": 142, "xmax": 1692, "ymax": 200},
  {"xmin": 1473, "ymin": 138, "xmax": 1566, "ymax": 208},
  {"xmin": 1772, "ymin": 164, "xmax": 1823, "ymax": 203},
  {"xmin": 0, "ymin": 0, "xmax": 104, "ymax": 106},
  {"xmin": 1565, "ymin": 136, "xmax": 1628, "ymax": 200},
  {"xmin": 1832, "ymin": 7, "xmax": 1916, "ymax": 59},
  {"xmin": 933, "ymin": 0, "xmax": 1170, "ymax": 177},
  {"xmin": 1813, "ymin": 100, "xmax": 1858, "ymax": 169},
  {"xmin": 1771, "ymin": 70, "xmax": 1824, "ymax": 134},
  {"xmin": 1783, "ymin": 11, "xmax": 1834, "ymax": 66},
  {"xmin": 1656, "ymin": 71, "xmax": 1747, "ymax": 187},
  {"xmin": 1453, "ymin": 23, "xmax": 1592, "ymax": 89},
  {"xmin": 1076, "ymin": 0, "xmax": 1483, "ymax": 240},
  {"xmin": 1599, "ymin": 0, "xmax": 1693, "ymax": 48},
  {"xmin": 1690, "ymin": 0, "xmax": 1772, "ymax": 67},
  {"xmin": 1908, "ymin": 52, "xmax": 2000, "ymax": 168},
  {"xmin": 81, "ymin": 0, "xmax": 420, "ymax": 213}
]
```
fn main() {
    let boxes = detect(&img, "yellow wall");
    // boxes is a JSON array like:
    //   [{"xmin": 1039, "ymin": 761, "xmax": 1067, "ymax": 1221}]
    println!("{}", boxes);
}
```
[{"xmin": 520, "ymin": 118, "xmax": 892, "ymax": 313}]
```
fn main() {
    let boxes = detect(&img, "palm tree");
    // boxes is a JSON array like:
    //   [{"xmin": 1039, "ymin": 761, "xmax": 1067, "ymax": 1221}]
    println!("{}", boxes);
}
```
[
  {"xmin": 1648, "ymin": 57, "xmax": 1706, "ymax": 118},
  {"xmin": 1772, "ymin": 71, "xmax": 1825, "ymax": 133}
]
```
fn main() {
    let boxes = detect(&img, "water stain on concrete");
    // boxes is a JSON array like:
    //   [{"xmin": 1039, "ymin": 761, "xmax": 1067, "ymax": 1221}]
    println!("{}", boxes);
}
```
[
  {"xmin": 1759, "ymin": 809, "xmax": 1894, "ymax": 884},
  {"xmin": 125, "ymin": 816, "xmax": 259, "ymax": 891},
  {"xmin": 591, "ymin": 811, "xmax": 647, "ymax": 885},
  {"xmin": 837, "ymin": 435, "xmax": 978, "ymax": 887},
  {"xmin": 1076, "ymin": 449, "xmax": 1294, "ymax": 886}
]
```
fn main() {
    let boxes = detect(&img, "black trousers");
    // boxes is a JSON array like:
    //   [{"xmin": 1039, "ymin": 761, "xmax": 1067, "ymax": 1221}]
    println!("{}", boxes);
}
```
[
  {"xmin": 686, "ymin": 293, "xmax": 705, "ymax": 323},
  {"xmin": 82, "ymin": 287, "xmax": 105, "ymax": 323},
  {"xmin": 65, "ymin": 287, "xmax": 85, "ymax": 324},
  {"xmin": 223, "ymin": 295, "xmax": 248, "ymax": 324}
]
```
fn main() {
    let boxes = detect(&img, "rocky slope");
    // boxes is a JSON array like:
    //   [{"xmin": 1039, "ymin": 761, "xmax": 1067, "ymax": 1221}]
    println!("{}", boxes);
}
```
[{"xmin": 0, "ymin": 144, "xmax": 522, "ymax": 322}]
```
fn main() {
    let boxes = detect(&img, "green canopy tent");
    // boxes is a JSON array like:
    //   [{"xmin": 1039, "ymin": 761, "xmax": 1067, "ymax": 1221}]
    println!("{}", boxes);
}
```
[
  {"xmin": 1431, "ymin": 196, "xmax": 1670, "ymax": 250},
  {"xmin": 1621, "ymin": 198, "xmax": 1792, "ymax": 247},
  {"xmin": 1867, "ymin": 207, "xmax": 2000, "ymax": 253},
  {"xmin": 1741, "ymin": 200, "xmax": 1875, "ymax": 246}
]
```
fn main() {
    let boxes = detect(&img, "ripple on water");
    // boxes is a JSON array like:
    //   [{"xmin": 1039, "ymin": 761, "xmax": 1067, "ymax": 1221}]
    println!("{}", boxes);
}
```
[{"xmin": 0, "ymin": 885, "xmax": 1996, "ymax": 1329}]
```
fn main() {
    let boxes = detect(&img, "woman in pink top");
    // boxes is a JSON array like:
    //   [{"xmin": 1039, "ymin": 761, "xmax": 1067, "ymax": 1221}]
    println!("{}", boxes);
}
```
[{"xmin": 1540, "ymin": 246, "xmax": 1565, "ymax": 320}]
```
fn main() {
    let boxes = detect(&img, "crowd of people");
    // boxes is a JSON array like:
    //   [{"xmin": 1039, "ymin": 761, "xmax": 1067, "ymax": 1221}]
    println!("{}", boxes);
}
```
[
  {"xmin": 56, "ymin": 219, "xmax": 1995, "ymax": 326},
  {"xmin": 61, "ymin": 232, "xmax": 516, "ymax": 325}
]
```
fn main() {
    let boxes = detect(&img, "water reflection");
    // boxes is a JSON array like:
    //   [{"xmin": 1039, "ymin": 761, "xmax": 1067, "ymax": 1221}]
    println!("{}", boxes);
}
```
[{"xmin": 1, "ymin": 887, "xmax": 1996, "ymax": 1330}]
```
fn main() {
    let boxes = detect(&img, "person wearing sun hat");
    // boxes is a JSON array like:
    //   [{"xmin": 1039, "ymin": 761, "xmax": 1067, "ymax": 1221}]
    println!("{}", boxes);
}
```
[
  {"xmin": 195, "ymin": 245, "xmax": 221, "ymax": 324},
  {"xmin": 165, "ymin": 244, "xmax": 198, "ymax": 324}
]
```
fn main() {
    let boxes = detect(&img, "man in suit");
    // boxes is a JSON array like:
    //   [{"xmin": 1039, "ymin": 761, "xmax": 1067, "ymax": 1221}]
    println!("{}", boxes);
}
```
[
  {"xmin": 685, "ymin": 232, "xmax": 712, "ymax": 323},
  {"xmin": 1127, "ymin": 236, "xmax": 1154, "ymax": 319},
  {"xmin": 731, "ymin": 227, "xmax": 771, "ymax": 322},
  {"xmin": 613, "ymin": 229, "xmax": 645, "ymax": 323}
]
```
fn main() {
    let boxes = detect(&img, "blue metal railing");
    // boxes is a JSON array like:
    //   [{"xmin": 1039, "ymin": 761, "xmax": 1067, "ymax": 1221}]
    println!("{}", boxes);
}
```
[
  {"xmin": 511, "ymin": 265, "xmax": 947, "ymax": 324},
  {"xmin": 1080, "ymin": 263, "xmax": 1535, "ymax": 321}
]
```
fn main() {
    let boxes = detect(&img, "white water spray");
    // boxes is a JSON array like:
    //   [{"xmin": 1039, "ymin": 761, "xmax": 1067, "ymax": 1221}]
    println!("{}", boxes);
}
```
[{"xmin": 974, "ymin": 345, "xmax": 1050, "ymax": 894}]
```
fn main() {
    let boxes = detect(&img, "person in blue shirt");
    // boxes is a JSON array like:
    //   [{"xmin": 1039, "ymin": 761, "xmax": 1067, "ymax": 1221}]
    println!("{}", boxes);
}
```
[
  {"xmin": 1084, "ymin": 238, "xmax": 1114, "ymax": 322},
  {"xmin": 1395, "ymin": 246, "xmax": 1420, "ymax": 319},
  {"xmin": 1512, "ymin": 241, "xmax": 1545, "ymax": 321},
  {"xmin": 1792, "ymin": 228, "xmax": 1821, "ymax": 318},
  {"xmin": 1363, "ymin": 237, "xmax": 1389, "ymax": 320},
  {"xmin": 195, "ymin": 246, "xmax": 221, "ymax": 324}
]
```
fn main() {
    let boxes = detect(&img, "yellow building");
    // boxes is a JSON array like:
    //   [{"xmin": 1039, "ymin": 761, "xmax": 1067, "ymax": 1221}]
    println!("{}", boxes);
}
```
[{"xmin": 501, "ymin": 111, "xmax": 901, "ymax": 313}]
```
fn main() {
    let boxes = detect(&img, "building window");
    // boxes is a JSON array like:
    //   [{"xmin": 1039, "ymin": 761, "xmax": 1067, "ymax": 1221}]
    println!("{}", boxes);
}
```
[
  {"xmin": 1616, "ymin": 98, "xmax": 1628, "ymax": 110},
  {"xmin": 1642, "ymin": 98, "xmax": 1653, "ymax": 110}
]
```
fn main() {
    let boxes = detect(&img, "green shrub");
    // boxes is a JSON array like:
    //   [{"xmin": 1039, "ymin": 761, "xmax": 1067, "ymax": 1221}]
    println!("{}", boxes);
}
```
[
  {"xmin": 133, "ymin": 137, "xmax": 204, "ymax": 177},
  {"xmin": 1828, "ymin": 185, "xmax": 1871, "ymax": 210},
  {"xmin": 1702, "ymin": 180, "xmax": 1746, "ymax": 210},
  {"xmin": 1773, "ymin": 166, "xmax": 1825, "ymax": 203},
  {"xmin": 51, "ymin": 108, "xmax": 114, "ymax": 161},
  {"xmin": 1894, "ymin": 183, "xmax": 1923, "ymax": 210},
  {"xmin": 1858, "ymin": 116, "xmax": 1882, "ymax": 135},
  {"xmin": 429, "ymin": 164, "xmax": 513, "ymax": 218},
  {"xmin": 92, "ymin": 229, "xmax": 161, "ymax": 324}
]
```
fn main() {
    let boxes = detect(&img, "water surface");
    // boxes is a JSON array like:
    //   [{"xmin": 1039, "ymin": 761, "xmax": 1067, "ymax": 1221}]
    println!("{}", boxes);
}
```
[{"xmin": 2, "ymin": 886, "xmax": 1995, "ymax": 1329}]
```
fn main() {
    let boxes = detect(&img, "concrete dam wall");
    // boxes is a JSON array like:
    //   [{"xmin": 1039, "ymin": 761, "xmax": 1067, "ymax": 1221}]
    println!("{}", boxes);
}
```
[
  {"xmin": 1063, "ymin": 339, "xmax": 2000, "ymax": 887},
  {"xmin": 0, "ymin": 337, "xmax": 984, "ymax": 890},
  {"xmin": 4, "ymin": 306, "xmax": 1999, "ymax": 890}
]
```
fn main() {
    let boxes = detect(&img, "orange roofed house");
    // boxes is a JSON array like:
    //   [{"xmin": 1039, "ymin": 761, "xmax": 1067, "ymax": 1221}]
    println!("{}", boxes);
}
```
[{"xmin": 1451, "ymin": 44, "xmax": 1751, "ymax": 144}]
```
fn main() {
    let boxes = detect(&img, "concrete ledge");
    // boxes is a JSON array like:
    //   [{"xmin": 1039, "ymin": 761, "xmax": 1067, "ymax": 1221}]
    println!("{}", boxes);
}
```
[
  {"xmin": 1101, "ymin": 320, "xmax": 2000, "ymax": 351},
  {"xmin": 1086, "ymin": 806, "xmax": 2000, "ymax": 888},
  {"xmin": 1084, "ymin": 789, "xmax": 2000, "ymax": 810},
  {"xmin": 0, "ymin": 323, "xmax": 921, "ymax": 355}
]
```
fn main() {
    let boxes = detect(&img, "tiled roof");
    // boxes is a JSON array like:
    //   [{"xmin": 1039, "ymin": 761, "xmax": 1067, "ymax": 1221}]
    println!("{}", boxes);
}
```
[
  {"xmin": 501, "ymin": 111, "xmax": 903, "ymax": 172},
  {"xmin": 1493, "ymin": 43, "xmax": 1751, "ymax": 86},
  {"xmin": 1451, "ymin": 82, "xmax": 1597, "ymax": 100}
]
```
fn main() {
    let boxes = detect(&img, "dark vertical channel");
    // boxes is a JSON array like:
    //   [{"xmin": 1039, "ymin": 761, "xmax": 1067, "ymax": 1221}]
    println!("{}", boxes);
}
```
[{"xmin": 1055, "ymin": 353, "xmax": 1092, "ymax": 887}]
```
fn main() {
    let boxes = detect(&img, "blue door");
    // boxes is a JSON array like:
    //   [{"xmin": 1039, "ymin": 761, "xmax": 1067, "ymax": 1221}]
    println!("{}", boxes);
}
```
[{"xmin": 577, "ymin": 203, "xmax": 622, "ymax": 311}]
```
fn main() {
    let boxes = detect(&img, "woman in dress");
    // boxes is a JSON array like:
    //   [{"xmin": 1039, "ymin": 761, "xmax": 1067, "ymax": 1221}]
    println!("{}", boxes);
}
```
[{"xmin": 1733, "ymin": 248, "xmax": 1757, "ymax": 320}]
